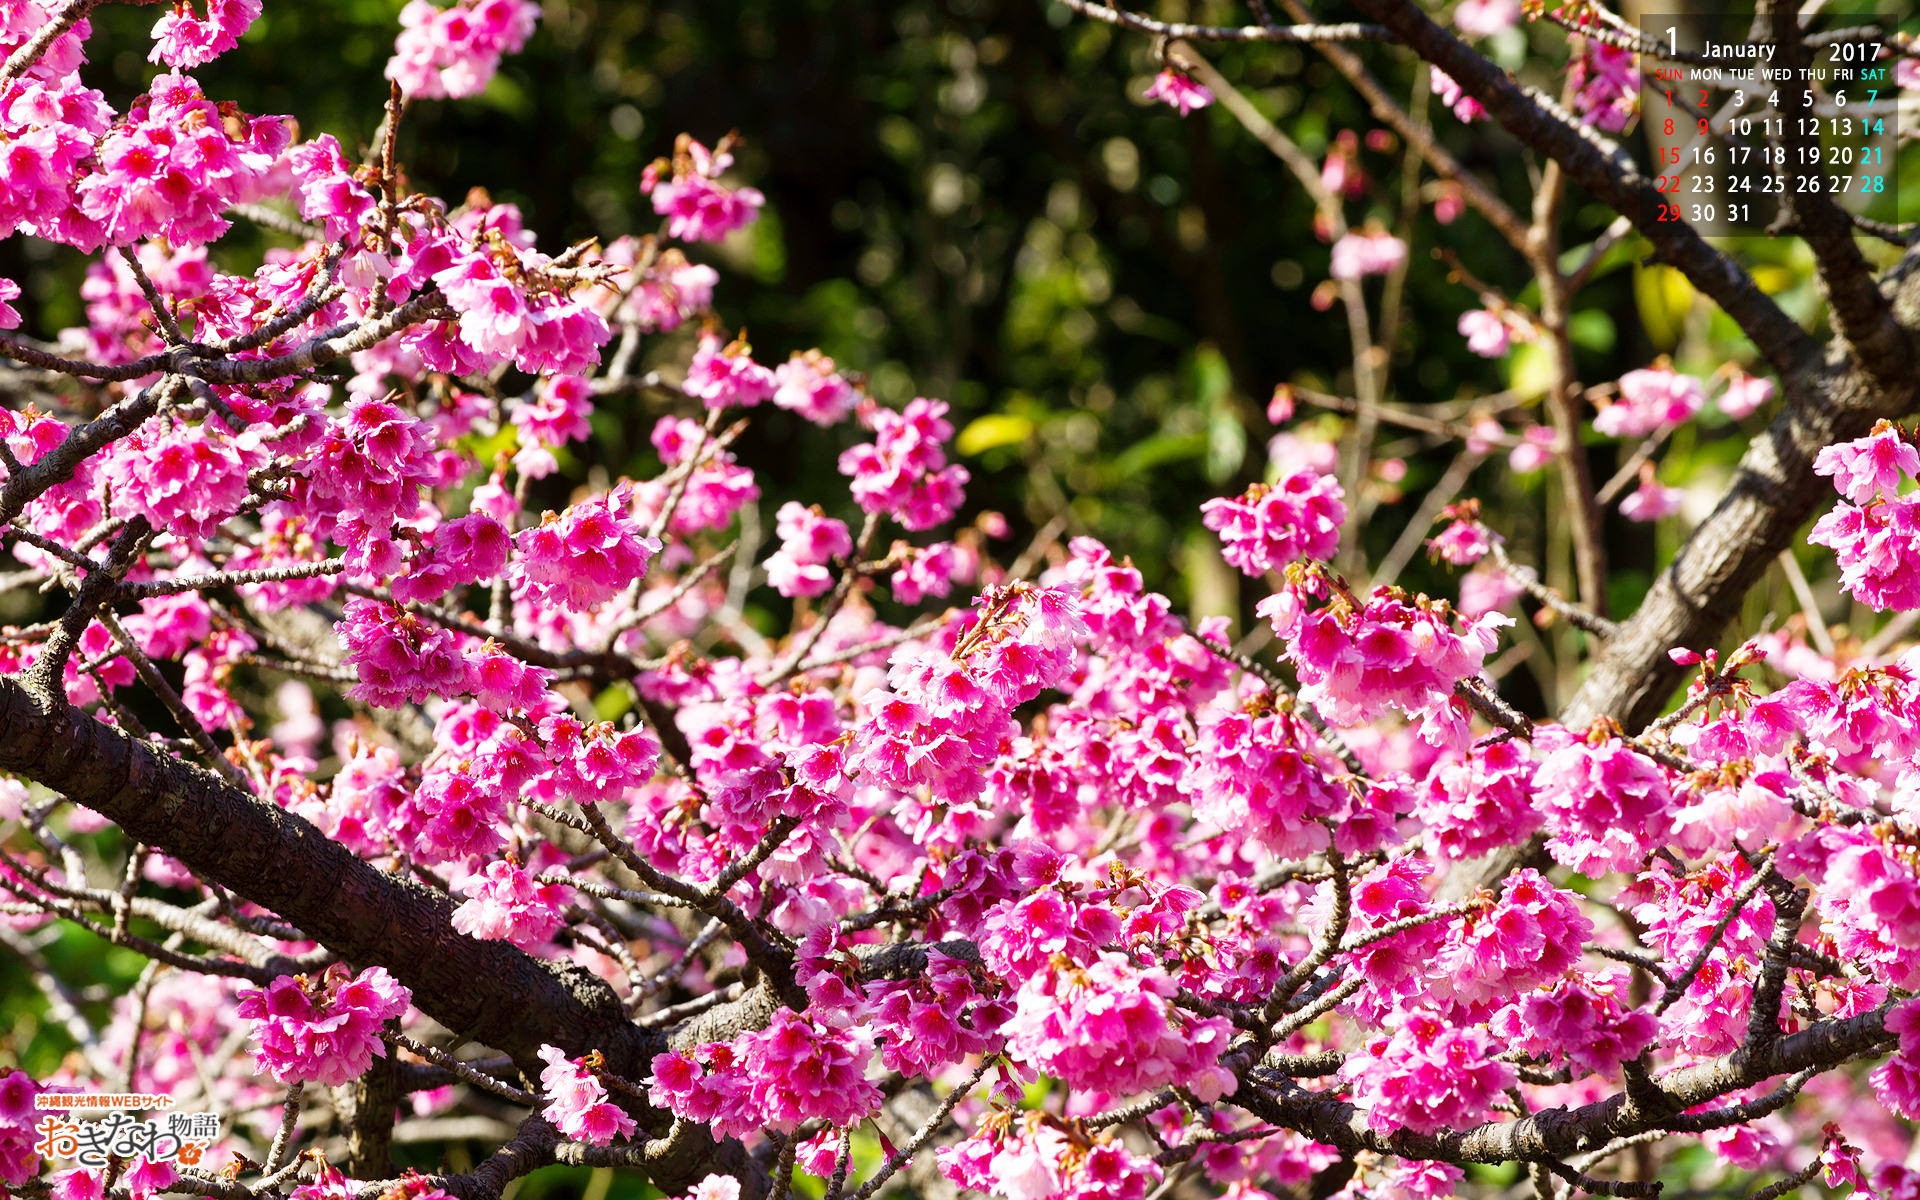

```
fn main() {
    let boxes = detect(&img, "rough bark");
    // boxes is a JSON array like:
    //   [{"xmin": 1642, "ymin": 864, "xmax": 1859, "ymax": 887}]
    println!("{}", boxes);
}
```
[
  {"xmin": 0, "ymin": 676, "xmax": 765, "ymax": 1198},
  {"xmin": 334, "ymin": 1052, "xmax": 398, "ymax": 1181}
]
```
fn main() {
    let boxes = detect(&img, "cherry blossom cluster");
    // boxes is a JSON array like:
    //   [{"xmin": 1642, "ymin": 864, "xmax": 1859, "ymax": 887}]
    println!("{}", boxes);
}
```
[
  {"xmin": 1330, "ymin": 230, "xmax": 1408, "ymax": 280},
  {"xmin": 150, "ymin": 0, "xmax": 262, "ymax": 69},
  {"xmin": 683, "ymin": 331, "xmax": 777, "ymax": 411},
  {"xmin": 0, "ymin": 1070, "xmax": 40, "ymax": 1185},
  {"xmin": 1003, "ymin": 951, "xmax": 1238, "ymax": 1100},
  {"xmin": 1257, "ymin": 567, "xmax": 1509, "ymax": 732},
  {"xmin": 1144, "ymin": 69, "xmax": 1213, "ymax": 116},
  {"xmin": 939, "ymin": 1110, "xmax": 1163, "ymax": 1200},
  {"xmin": 642, "ymin": 135, "xmax": 766, "ymax": 244},
  {"xmin": 235, "ymin": 965, "xmax": 411, "ymax": 1087},
  {"xmin": 1342, "ymin": 1009, "xmax": 1514, "ymax": 1135},
  {"xmin": 387, "ymin": 0, "xmax": 542, "ymax": 100},
  {"xmin": 648, "ymin": 1009, "xmax": 882, "ymax": 1140},
  {"xmin": 1810, "ymin": 422, "xmax": 1920, "ymax": 611},
  {"xmin": 539, "ymin": 1046, "xmax": 638, "ymax": 1146},
  {"xmin": 1568, "ymin": 36, "xmax": 1637, "ymax": 131},
  {"xmin": 1200, "ymin": 471, "xmax": 1347, "ymax": 576},
  {"xmin": 764, "ymin": 502, "xmax": 851, "ymax": 598},
  {"xmin": 838, "ymin": 397, "xmax": 970, "ymax": 531},
  {"xmin": 452, "ymin": 857, "xmax": 571, "ymax": 947},
  {"xmin": 1595, "ymin": 366, "xmax": 1706, "ymax": 438}
]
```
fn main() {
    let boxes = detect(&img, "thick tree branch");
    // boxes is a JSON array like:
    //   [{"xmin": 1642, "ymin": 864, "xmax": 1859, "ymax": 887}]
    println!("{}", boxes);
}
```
[{"xmin": 0, "ymin": 675, "xmax": 763, "ymax": 1197}]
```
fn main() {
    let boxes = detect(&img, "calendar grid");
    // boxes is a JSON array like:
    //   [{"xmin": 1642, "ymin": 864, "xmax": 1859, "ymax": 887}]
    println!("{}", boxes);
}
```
[{"xmin": 1638, "ymin": 12, "xmax": 1904, "ymax": 236}]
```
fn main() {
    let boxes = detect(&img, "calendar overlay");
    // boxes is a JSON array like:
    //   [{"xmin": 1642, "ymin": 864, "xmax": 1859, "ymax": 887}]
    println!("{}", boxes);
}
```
[{"xmin": 1639, "ymin": 13, "xmax": 1904, "ymax": 236}]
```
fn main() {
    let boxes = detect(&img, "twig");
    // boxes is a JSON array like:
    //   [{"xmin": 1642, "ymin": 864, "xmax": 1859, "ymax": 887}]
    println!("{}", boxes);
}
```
[
  {"xmin": 1053, "ymin": 0, "xmax": 1394, "ymax": 43},
  {"xmin": 1263, "ymin": 843, "xmax": 1350, "ymax": 1027},
  {"xmin": 0, "ymin": 0, "xmax": 96, "ymax": 80},
  {"xmin": 381, "ymin": 1031, "xmax": 540, "ymax": 1105},
  {"xmin": 1339, "ymin": 900, "xmax": 1474, "ymax": 953},
  {"xmin": 1663, "ymin": 1067, "xmax": 1817, "ymax": 1133},
  {"xmin": 786, "ymin": 610, "xmax": 955, "ymax": 676},
  {"xmin": 263, "ymin": 1081, "xmax": 304, "ymax": 1174},
  {"xmin": 604, "ymin": 539, "xmax": 739, "ymax": 646},
  {"xmin": 1743, "ymin": 1156, "xmax": 1824, "ymax": 1200},
  {"xmin": 760, "ymin": 510, "xmax": 883, "ymax": 686},
  {"xmin": 227, "ymin": 203, "xmax": 327, "ymax": 242},
  {"xmin": 766, "ymin": 1130, "xmax": 798, "ymax": 1200},
  {"xmin": 121, "ymin": 560, "xmax": 347, "ymax": 601},
  {"xmin": 1587, "ymin": 944, "xmax": 1673, "ymax": 985},
  {"xmin": 1595, "ymin": 425, "xmax": 1678, "ymax": 506},
  {"xmin": 843, "ymin": 1059, "xmax": 991, "ymax": 1200},
  {"xmin": 1370, "ymin": 447, "xmax": 1487, "ymax": 590},
  {"xmin": 630, "ymin": 916, "xmax": 726, "ymax": 1005},
  {"xmin": 1487, "ymin": 535, "xmax": 1619, "ymax": 638},
  {"xmin": 1775, "ymin": 551, "xmax": 1836, "ymax": 658},
  {"xmin": 1537, "ymin": 1157, "xmax": 1662, "ymax": 1197}
]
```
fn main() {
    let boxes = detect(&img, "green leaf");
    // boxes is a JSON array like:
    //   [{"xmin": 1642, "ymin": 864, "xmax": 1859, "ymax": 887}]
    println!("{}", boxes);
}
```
[
  {"xmin": 1111, "ymin": 431, "xmax": 1205, "ymax": 478},
  {"xmin": 955, "ymin": 413, "xmax": 1035, "ymax": 456},
  {"xmin": 1206, "ymin": 405, "xmax": 1246, "ymax": 483},
  {"xmin": 593, "ymin": 683, "xmax": 635, "ymax": 723},
  {"xmin": 1634, "ymin": 261, "xmax": 1696, "ymax": 351}
]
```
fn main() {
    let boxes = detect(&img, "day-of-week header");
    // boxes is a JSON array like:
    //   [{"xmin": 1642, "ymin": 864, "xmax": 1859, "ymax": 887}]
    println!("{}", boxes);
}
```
[{"xmin": 1684, "ymin": 65, "xmax": 1863, "ymax": 80}]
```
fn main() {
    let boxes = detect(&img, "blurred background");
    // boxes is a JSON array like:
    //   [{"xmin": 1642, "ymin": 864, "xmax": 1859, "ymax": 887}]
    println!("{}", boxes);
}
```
[{"xmin": 0, "ymin": 0, "xmax": 1889, "ymax": 708}]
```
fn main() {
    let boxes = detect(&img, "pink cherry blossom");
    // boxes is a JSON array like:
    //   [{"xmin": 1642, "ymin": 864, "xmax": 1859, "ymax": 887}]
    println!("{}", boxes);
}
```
[
  {"xmin": 1004, "ymin": 951, "xmax": 1237, "ymax": 1100},
  {"xmin": 452, "ymin": 858, "xmax": 570, "ymax": 946},
  {"xmin": 1508, "ymin": 425, "xmax": 1558, "ymax": 473},
  {"xmin": 1330, "ymin": 232, "xmax": 1407, "ymax": 281},
  {"xmin": 513, "ymin": 374, "xmax": 595, "ymax": 449},
  {"xmin": 1718, "ymin": 371, "xmax": 1775, "ymax": 418},
  {"xmin": 1815, "ymin": 419, "xmax": 1918, "ymax": 504},
  {"xmin": 1808, "ymin": 493, "xmax": 1920, "ymax": 612},
  {"xmin": 1871, "ymin": 1000, "xmax": 1920, "ymax": 1118},
  {"xmin": 684, "ymin": 332, "xmax": 777, "ymax": 409},
  {"xmin": 1342, "ymin": 1009, "xmax": 1514, "ymax": 1135},
  {"xmin": 1531, "ymin": 723, "xmax": 1676, "ymax": 874},
  {"xmin": 1144, "ymin": 69, "xmax": 1213, "ymax": 115},
  {"xmin": 1569, "ymin": 38, "xmax": 1637, "ymax": 132},
  {"xmin": 1426, "ymin": 519, "xmax": 1494, "ymax": 566},
  {"xmin": 1413, "ymin": 736, "xmax": 1541, "ymax": 859},
  {"xmin": 1429, "ymin": 69, "xmax": 1486, "ymax": 122},
  {"xmin": 539, "ymin": 1044, "xmax": 638, "ymax": 1145},
  {"xmin": 1455, "ymin": 0, "xmax": 1519, "ymax": 36},
  {"xmin": 764, "ymin": 501, "xmax": 851, "ymax": 599},
  {"xmin": 838, "ymin": 397, "xmax": 970, "ymax": 531},
  {"xmin": 641, "ymin": 135, "xmax": 765, "ymax": 244},
  {"xmin": 1457, "ymin": 309, "xmax": 1509, "ymax": 356},
  {"xmin": 337, "ymin": 598, "xmax": 469, "ymax": 708},
  {"xmin": 1596, "ymin": 367, "xmax": 1706, "ymax": 438},
  {"xmin": 1257, "ymin": 573, "xmax": 1509, "ymax": 731},
  {"xmin": 1619, "ymin": 476, "xmax": 1687, "ymax": 522},
  {"xmin": 235, "ymin": 964, "xmax": 411, "ymax": 1086},
  {"xmin": 1201, "ymin": 472, "xmax": 1347, "ymax": 576},
  {"xmin": 772, "ymin": 350, "xmax": 856, "ymax": 425},
  {"xmin": 150, "ymin": 0, "xmax": 262, "ymax": 68},
  {"xmin": 101, "ymin": 417, "xmax": 253, "ymax": 540},
  {"xmin": 513, "ymin": 483, "xmax": 661, "ymax": 612},
  {"xmin": 387, "ymin": 0, "xmax": 541, "ymax": 100}
]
